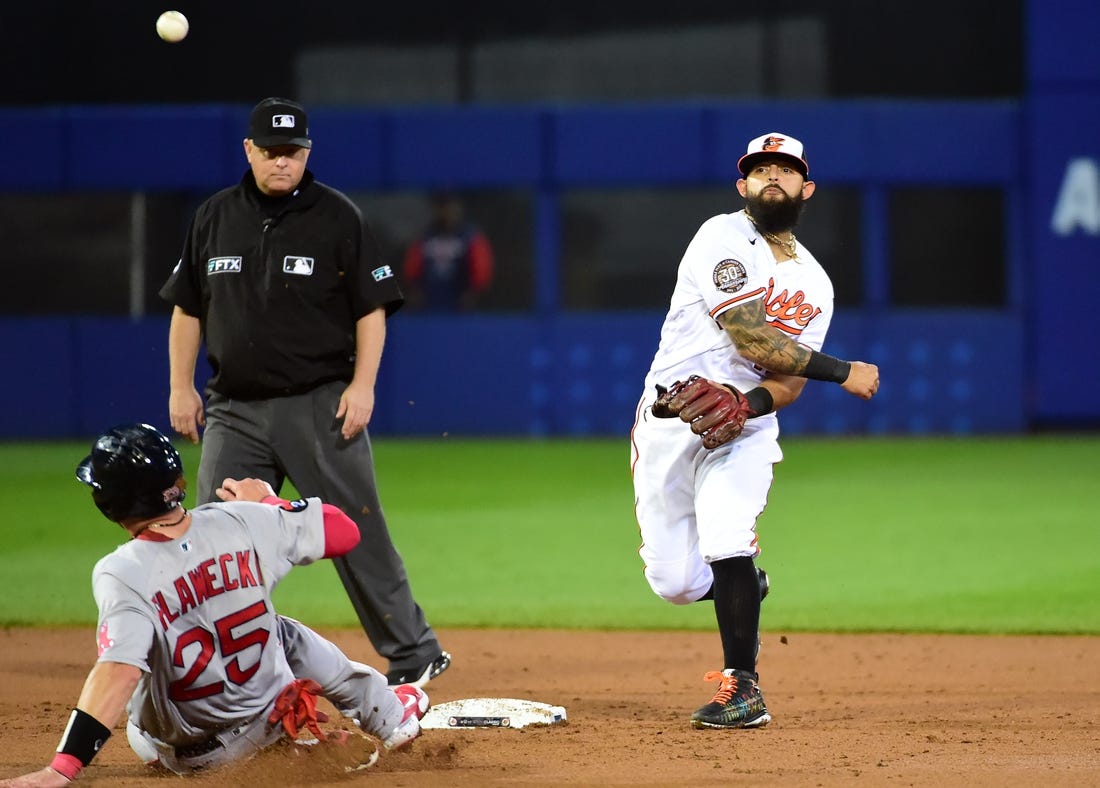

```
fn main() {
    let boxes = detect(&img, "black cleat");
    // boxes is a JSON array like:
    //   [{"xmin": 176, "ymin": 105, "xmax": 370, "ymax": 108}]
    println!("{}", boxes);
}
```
[
  {"xmin": 690, "ymin": 669, "xmax": 771, "ymax": 729},
  {"xmin": 386, "ymin": 651, "xmax": 452, "ymax": 688}
]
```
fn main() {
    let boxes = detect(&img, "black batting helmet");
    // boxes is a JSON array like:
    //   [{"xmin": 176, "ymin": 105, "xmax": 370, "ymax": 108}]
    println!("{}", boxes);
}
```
[{"xmin": 76, "ymin": 423, "xmax": 186, "ymax": 523}]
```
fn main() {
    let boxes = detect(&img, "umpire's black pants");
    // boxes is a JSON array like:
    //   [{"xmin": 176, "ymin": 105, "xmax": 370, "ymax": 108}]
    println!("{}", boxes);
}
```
[{"xmin": 196, "ymin": 382, "xmax": 441, "ymax": 673}]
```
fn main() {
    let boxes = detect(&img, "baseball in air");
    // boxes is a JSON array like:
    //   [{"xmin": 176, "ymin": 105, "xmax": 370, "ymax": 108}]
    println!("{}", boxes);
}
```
[{"xmin": 156, "ymin": 11, "xmax": 189, "ymax": 43}]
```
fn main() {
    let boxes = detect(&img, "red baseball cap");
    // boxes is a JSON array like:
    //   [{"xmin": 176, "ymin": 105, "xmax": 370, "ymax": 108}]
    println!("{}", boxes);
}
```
[{"xmin": 737, "ymin": 132, "xmax": 808, "ymax": 177}]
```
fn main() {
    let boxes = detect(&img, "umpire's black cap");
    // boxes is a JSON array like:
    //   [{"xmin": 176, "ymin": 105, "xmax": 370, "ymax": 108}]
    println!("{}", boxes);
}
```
[{"xmin": 248, "ymin": 97, "xmax": 312, "ymax": 149}]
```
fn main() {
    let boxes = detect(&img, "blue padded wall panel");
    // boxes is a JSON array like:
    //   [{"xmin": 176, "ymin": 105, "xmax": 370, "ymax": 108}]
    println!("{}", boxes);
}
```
[
  {"xmin": 0, "ymin": 319, "xmax": 78, "ymax": 438},
  {"xmin": 545, "ymin": 313, "xmax": 663, "ymax": 436},
  {"xmin": 709, "ymin": 103, "xmax": 871, "ymax": 184},
  {"xmin": 0, "ymin": 101, "xmax": 1020, "ymax": 192},
  {"xmin": 0, "ymin": 311, "xmax": 1027, "ymax": 439},
  {"xmin": 866, "ymin": 102, "xmax": 1019, "ymax": 184},
  {"xmin": 552, "ymin": 107, "xmax": 707, "ymax": 185},
  {"xmin": 0, "ymin": 110, "xmax": 67, "ymax": 190},
  {"xmin": 385, "ymin": 108, "xmax": 543, "ymax": 188},
  {"xmin": 728, "ymin": 310, "xmax": 1025, "ymax": 437},
  {"xmin": 374, "ymin": 315, "xmax": 541, "ymax": 435},
  {"xmin": 1027, "ymin": 0, "xmax": 1100, "ymax": 89},
  {"xmin": 305, "ymin": 109, "xmax": 386, "ymax": 191},
  {"xmin": 1026, "ymin": 92, "xmax": 1100, "ymax": 422},
  {"xmin": 65, "ymin": 106, "xmax": 241, "ymax": 190},
  {"xmin": 71, "ymin": 317, "xmax": 173, "ymax": 438}
]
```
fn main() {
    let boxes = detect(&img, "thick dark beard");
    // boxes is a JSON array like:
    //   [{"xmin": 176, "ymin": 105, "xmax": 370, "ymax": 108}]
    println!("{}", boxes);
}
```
[{"xmin": 743, "ymin": 189, "xmax": 806, "ymax": 235}]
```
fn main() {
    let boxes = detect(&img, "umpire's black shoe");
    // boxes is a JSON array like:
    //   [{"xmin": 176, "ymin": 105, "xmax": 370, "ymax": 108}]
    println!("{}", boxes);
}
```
[{"xmin": 387, "ymin": 650, "xmax": 452, "ymax": 688}]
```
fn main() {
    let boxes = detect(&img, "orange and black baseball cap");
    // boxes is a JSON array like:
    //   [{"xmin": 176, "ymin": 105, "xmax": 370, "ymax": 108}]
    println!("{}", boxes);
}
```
[
  {"xmin": 737, "ymin": 132, "xmax": 808, "ymax": 177},
  {"xmin": 248, "ymin": 97, "xmax": 312, "ymax": 149}
]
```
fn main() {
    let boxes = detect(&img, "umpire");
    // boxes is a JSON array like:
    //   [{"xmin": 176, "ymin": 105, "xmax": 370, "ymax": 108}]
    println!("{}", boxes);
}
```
[{"xmin": 160, "ymin": 97, "xmax": 450, "ymax": 688}]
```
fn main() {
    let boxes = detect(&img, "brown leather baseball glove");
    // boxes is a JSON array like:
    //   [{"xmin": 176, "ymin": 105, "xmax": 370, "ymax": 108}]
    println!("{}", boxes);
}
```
[{"xmin": 652, "ymin": 375, "xmax": 753, "ymax": 449}]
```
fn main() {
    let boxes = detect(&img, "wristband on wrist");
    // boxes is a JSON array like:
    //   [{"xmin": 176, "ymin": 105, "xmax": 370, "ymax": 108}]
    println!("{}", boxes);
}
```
[
  {"xmin": 49, "ymin": 753, "xmax": 83, "ymax": 782},
  {"xmin": 802, "ymin": 350, "xmax": 851, "ymax": 384},
  {"xmin": 53, "ymin": 708, "xmax": 111, "ymax": 778},
  {"xmin": 742, "ymin": 386, "xmax": 774, "ymax": 417}
]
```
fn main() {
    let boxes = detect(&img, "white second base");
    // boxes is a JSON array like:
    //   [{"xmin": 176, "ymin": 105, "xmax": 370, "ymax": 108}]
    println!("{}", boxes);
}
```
[{"xmin": 420, "ymin": 698, "xmax": 567, "ymax": 729}]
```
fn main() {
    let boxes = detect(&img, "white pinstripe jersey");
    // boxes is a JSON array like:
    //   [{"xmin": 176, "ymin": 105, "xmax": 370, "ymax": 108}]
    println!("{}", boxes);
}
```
[{"xmin": 645, "ymin": 209, "xmax": 835, "ymax": 398}]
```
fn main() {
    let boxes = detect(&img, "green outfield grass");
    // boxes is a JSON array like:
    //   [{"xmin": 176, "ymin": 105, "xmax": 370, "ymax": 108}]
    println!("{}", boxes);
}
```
[{"xmin": 1, "ymin": 435, "xmax": 1097, "ymax": 634}]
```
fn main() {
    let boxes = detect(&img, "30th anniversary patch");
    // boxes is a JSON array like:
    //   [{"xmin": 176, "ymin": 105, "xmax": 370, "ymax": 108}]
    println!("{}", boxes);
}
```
[{"xmin": 713, "ymin": 259, "xmax": 748, "ymax": 293}]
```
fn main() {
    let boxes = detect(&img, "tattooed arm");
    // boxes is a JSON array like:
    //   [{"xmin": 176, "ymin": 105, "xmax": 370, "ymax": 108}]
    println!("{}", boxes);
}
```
[{"xmin": 718, "ymin": 300, "xmax": 880, "ymax": 400}]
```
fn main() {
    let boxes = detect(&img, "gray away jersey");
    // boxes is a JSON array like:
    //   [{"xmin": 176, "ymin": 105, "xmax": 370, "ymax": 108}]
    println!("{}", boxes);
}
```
[{"xmin": 91, "ymin": 499, "xmax": 325, "ymax": 744}]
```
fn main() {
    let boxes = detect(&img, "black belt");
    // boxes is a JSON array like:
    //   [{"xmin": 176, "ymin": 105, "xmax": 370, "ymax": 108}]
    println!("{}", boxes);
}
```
[{"xmin": 175, "ymin": 736, "xmax": 224, "ymax": 760}]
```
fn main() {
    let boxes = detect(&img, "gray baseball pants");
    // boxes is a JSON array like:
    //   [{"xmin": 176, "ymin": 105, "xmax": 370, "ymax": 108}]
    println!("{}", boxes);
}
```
[{"xmin": 130, "ymin": 616, "xmax": 405, "ymax": 774}]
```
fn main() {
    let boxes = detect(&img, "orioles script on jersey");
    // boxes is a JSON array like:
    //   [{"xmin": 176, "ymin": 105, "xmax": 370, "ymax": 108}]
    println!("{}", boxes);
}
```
[
  {"xmin": 763, "ymin": 277, "xmax": 822, "ymax": 336},
  {"xmin": 152, "ymin": 550, "xmax": 266, "ymax": 630}
]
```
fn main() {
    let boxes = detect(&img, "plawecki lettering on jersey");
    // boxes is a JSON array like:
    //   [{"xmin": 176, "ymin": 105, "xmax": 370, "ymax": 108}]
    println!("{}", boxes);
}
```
[{"xmin": 151, "ymin": 550, "xmax": 265, "ymax": 629}]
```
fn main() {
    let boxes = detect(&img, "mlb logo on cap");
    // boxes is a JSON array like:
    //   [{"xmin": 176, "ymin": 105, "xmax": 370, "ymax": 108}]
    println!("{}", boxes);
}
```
[
  {"xmin": 737, "ymin": 132, "xmax": 808, "ymax": 177},
  {"xmin": 248, "ymin": 97, "xmax": 312, "ymax": 149}
]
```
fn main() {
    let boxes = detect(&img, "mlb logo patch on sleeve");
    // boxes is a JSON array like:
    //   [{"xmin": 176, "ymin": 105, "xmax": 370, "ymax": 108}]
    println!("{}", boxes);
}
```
[
  {"xmin": 284, "ymin": 256, "xmax": 315, "ymax": 275},
  {"xmin": 372, "ymin": 265, "xmax": 394, "ymax": 281}
]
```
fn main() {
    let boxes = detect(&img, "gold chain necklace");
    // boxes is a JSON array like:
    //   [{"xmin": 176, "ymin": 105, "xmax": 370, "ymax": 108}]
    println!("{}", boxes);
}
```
[
  {"xmin": 760, "ymin": 229, "xmax": 798, "ymax": 259},
  {"xmin": 745, "ymin": 210, "xmax": 798, "ymax": 260}
]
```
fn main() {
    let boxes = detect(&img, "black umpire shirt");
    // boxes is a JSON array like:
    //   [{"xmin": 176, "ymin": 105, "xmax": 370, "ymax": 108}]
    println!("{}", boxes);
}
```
[{"xmin": 160, "ymin": 170, "xmax": 404, "ymax": 400}]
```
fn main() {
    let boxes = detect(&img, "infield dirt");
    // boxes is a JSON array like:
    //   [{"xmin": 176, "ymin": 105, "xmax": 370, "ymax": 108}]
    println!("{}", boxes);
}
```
[{"xmin": 1, "ymin": 628, "xmax": 1097, "ymax": 786}]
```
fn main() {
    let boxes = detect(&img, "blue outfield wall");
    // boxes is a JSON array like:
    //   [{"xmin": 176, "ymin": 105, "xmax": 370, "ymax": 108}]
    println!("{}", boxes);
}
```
[
  {"xmin": 2, "ymin": 100, "xmax": 1021, "ymax": 193},
  {"xmin": 11, "ymin": 0, "xmax": 1100, "ymax": 439},
  {"xmin": 0, "ymin": 313, "xmax": 1024, "ymax": 441},
  {"xmin": 1, "ymin": 99, "xmax": 1040, "ymax": 439}
]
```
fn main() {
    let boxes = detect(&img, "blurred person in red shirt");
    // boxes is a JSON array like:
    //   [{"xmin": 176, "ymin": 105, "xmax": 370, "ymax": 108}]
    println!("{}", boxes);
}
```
[{"xmin": 402, "ymin": 192, "xmax": 494, "ymax": 311}]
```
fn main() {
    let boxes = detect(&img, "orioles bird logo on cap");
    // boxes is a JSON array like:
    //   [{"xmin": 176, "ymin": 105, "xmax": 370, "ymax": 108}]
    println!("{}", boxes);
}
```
[{"xmin": 761, "ymin": 136, "xmax": 786, "ymax": 151}]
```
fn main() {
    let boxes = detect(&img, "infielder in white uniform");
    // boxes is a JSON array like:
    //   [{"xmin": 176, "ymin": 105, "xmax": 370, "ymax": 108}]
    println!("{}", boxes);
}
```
[
  {"xmin": 0, "ymin": 423, "xmax": 429, "ymax": 787},
  {"xmin": 630, "ymin": 133, "xmax": 880, "ymax": 730}
]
